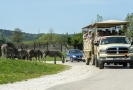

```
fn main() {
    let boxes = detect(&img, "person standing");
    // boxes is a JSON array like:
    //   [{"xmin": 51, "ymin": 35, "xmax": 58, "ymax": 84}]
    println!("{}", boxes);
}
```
[
  {"xmin": 83, "ymin": 31, "xmax": 88, "ymax": 39},
  {"xmin": 87, "ymin": 31, "xmax": 92, "ymax": 39}
]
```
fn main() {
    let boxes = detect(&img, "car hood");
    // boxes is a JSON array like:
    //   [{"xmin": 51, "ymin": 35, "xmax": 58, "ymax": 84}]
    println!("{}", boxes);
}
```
[{"xmin": 70, "ymin": 53, "xmax": 83, "ymax": 56}]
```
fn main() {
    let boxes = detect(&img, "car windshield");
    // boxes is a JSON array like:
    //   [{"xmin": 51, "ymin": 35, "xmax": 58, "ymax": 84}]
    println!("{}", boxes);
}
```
[
  {"xmin": 100, "ymin": 37, "xmax": 130, "ymax": 45},
  {"xmin": 70, "ymin": 50, "xmax": 82, "ymax": 54}
]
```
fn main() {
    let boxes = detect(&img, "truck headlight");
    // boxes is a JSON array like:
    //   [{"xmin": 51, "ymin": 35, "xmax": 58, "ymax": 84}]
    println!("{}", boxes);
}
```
[
  {"xmin": 129, "ymin": 47, "xmax": 133, "ymax": 53},
  {"xmin": 99, "ymin": 49, "xmax": 106, "ymax": 54}
]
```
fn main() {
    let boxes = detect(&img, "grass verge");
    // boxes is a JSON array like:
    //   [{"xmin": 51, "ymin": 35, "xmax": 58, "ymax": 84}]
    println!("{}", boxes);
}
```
[{"xmin": 0, "ymin": 57, "xmax": 70, "ymax": 84}]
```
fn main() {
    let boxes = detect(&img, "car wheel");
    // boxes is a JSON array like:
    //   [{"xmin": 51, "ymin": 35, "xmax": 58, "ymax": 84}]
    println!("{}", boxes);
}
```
[
  {"xmin": 70, "ymin": 58, "xmax": 73, "ymax": 62},
  {"xmin": 65, "ymin": 58, "xmax": 68, "ymax": 62}
]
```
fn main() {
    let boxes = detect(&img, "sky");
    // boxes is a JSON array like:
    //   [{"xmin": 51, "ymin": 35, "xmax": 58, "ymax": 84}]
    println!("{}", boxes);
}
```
[{"xmin": 0, "ymin": 0, "xmax": 133, "ymax": 34}]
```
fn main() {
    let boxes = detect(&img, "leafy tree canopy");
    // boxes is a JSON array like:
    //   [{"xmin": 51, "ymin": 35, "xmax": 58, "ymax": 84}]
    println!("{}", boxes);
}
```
[
  {"xmin": 11, "ymin": 28, "xmax": 24, "ymax": 44},
  {"xmin": 70, "ymin": 32, "xmax": 83, "ymax": 49},
  {"xmin": 37, "ymin": 29, "xmax": 63, "ymax": 43},
  {"xmin": 125, "ymin": 13, "xmax": 133, "ymax": 37}
]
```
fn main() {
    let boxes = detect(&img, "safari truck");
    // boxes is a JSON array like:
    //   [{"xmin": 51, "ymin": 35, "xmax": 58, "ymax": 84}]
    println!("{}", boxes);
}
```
[{"xmin": 82, "ymin": 19, "xmax": 133, "ymax": 69}]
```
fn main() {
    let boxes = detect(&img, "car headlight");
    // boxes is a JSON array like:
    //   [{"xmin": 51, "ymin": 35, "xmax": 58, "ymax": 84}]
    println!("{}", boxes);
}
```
[
  {"xmin": 129, "ymin": 47, "xmax": 133, "ymax": 53},
  {"xmin": 99, "ymin": 48, "xmax": 106, "ymax": 54},
  {"xmin": 72, "ymin": 55, "xmax": 76, "ymax": 58}
]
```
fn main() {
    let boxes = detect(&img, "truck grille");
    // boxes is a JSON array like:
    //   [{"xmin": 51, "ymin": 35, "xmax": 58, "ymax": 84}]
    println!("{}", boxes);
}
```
[{"xmin": 106, "ymin": 47, "xmax": 128, "ymax": 54}]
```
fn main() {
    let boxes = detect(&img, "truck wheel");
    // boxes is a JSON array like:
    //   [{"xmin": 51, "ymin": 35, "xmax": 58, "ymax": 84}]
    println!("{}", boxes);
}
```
[
  {"xmin": 99, "ymin": 60, "xmax": 104, "ymax": 69},
  {"xmin": 123, "ymin": 63, "xmax": 127, "ymax": 67},
  {"xmin": 130, "ymin": 61, "xmax": 133, "ymax": 68},
  {"xmin": 92, "ymin": 54, "xmax": 95, "ymax": 65},
  {"xmin": 86, "ymin": 58, "xmax": 90, "ymax": 65},
  {"xmin": 95, "ymin": 56, "xmax": 99, "ymax": 67}
]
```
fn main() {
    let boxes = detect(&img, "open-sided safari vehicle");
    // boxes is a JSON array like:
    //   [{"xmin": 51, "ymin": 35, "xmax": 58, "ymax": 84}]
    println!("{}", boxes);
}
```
[{"xmin": 82, "ymin": 19, "xmax": 133, "ymax": 69}]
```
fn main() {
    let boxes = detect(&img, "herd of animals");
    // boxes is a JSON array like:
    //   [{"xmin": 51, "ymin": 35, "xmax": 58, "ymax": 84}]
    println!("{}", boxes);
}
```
[{"xmin": 0, "ymin": 43, "xmax": 65, "ymax": 63}]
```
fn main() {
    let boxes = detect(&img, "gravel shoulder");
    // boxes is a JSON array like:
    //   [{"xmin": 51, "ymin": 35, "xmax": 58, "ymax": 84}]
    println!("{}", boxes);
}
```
[{"xmin": 0, "ymin": 61, "xmax": 101, "ymax": 90}]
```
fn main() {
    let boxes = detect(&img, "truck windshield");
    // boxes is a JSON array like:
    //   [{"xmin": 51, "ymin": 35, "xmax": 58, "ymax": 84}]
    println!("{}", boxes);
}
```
[{"xmin": 100, "ymin": 37, "xmax": 130, "ymax": 45}]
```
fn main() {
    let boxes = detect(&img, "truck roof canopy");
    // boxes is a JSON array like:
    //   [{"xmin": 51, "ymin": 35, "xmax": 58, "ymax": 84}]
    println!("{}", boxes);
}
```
[{"xmin": 82, "ymin": 19, "xmax": 130, "ymax": 29}]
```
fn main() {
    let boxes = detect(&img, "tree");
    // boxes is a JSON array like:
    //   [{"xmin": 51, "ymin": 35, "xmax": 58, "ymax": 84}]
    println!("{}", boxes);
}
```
[
  {"xmin": 125, "ymin": 13, "xmax": 133, "ymax": 39},
  {"xmin": 37, "ymin": 30, "xmax": 59, "ymax": 43},
  {"xmin": 0, "ymin": 32, "xmax": 6, "ymax": 46},
  {"xmin": 58, "ymin": 33, "xmax": 70, "ymax": 49},
  {"xmin": 70, "ymin": 32, "xmax": 83, "ymax": 50},
  {"xmin": 11, "ymin": 28, "xmax": 24, "ymax": 44},
  {"xmin": 0, "ymin": 32, "xmax": 6, "ymax": 42},
  {"xmin": 65, "ymin": 34, "xmax": 72, "ymax": 49},
  {"xmin": 95, "ymin": 14, "xmax": 103, "ymax": 22},
  {"xmin": 46, "ymin": 28, "xmax": 59, "ymax": 42}
]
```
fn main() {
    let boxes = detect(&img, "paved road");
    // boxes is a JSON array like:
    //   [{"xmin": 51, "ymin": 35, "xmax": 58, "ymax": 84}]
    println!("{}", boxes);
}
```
[{"xmin": 47, "ymin": 64, "xmax": 133, "ymax": 90}]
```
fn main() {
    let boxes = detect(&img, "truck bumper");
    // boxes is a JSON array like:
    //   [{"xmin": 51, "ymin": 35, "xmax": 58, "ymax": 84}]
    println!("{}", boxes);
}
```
[
  {"xmin": 99, "ymin": 53, "xmax": 133, "ymax": 62},
  {"xmin": 101, "ymin": 60, "xmax": 132, "ymax": 63}
]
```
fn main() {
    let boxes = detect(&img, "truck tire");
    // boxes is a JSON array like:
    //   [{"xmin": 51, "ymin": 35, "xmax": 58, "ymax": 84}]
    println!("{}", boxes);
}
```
[
  {"xmin": 123, "ymin": 62, "xmax": 127, "ymax": 67},
  {"xmin": 92, "ymin": 54, "xmax": 95, "ymax": 65},
  {"xmin": 86, "ymin": 58, "xmax": 90, "ymax": 65},
  {"xmin": 130, "ymin": 61, "xmax": 133, "ymax": 68},
  {"xmin": 95, "ymin": 56, "xmax": 99, "ymax": 67},
  {"xmin": 99, "ymin": 60, "xmax": 104, "ymax": 69}
]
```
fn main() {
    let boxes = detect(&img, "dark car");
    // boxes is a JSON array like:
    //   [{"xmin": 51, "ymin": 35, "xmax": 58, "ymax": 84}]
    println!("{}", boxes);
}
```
[{"xmin": 65, "ymin": 49, "xmax": 84, "ymax": 62}]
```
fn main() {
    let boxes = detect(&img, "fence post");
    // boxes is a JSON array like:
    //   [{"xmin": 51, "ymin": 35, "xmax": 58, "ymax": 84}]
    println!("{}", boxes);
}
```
[{"xmin": 54, "ymin": 57, "xmax": 56, "ymax": 64}]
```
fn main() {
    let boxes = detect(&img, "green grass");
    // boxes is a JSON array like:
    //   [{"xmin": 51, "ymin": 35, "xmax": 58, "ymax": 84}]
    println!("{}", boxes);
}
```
[{"xmin": 0, "ymin": 57, "xmax": 70, "ymax": 84}]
